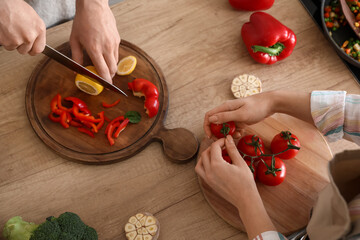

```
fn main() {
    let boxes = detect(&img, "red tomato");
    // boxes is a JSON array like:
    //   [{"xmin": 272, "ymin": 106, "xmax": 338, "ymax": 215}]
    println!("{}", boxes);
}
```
[
  {"xmin": 210, "ymin": 121, "xmax": 236, "ymax": 139},
  {"xmin": 222, "ymin": 148, "xmax": 228, "ymax": 156},
  {"xmin": 271, "ymin": 131, "xmax": 301, "ymax": 160},
  {"xmin": 237, "ymin": 135, "xmax": 265, "ymax": 161},
  {"xmin": 223, "ymin": 155, "xmax": 232, "ymax": 164},
  {"xmin": 257, "ymin": 156, "xmax": 286, "ymax": 186}
]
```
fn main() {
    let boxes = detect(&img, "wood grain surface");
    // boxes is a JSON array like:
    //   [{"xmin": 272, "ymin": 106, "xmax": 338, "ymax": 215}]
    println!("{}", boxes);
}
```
[
  {"xmin": 198, "ymin": 114, "xmax": 332, "ymax": 236},
  {"xmin": 25, "ymin": 41, "xmax": 198, "ymax": 164},
  {"xmin": 0, "ymin": 0, "xmax": 359, "ymax": 239}
]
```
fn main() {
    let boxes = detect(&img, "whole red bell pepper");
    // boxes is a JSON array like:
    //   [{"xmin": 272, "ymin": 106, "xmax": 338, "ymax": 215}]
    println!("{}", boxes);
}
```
[
  {"xmin": 229, "ymin": 0, "xmax": 274, "ymax": 11},
  {"xmin": 241, "ymin": 12, "xmax": 297, "ymax": 64}
]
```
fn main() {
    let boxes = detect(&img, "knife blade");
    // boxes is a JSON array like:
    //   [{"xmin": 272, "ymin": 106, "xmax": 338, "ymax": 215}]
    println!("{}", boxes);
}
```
[{"xmin": 43, "ymin": 44, "xmax": 127, "ymax": 97}]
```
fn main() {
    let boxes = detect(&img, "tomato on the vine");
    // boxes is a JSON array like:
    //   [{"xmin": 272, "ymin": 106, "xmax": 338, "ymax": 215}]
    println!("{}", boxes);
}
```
[
  {"xmin": 237, "ymin": 135, "xmax": 265, "ymax": 160},
  {"xmin": 271, "ymin": 131, "xmax": 300, "ymax": 160},
  {"xmin": 221, "ymin": 150, "xmax": 256, "ymax": 179},
  {"xmin": 210, "ymin": 121, "xmax": 236, "ymax": 139},
  {"xmin": 257, "ymin": 156, "xmax": 286, "ymax": 186},
  {"xmin": 223, "ymin": 155, "xmax": 232, "ymax": 164}
]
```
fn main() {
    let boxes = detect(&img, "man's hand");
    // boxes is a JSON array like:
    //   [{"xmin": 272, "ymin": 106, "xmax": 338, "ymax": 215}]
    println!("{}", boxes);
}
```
[
  {"xmin": 0, "ymin": 0, "xmax": 46, "ymax": 55},
  {"xmin": 70, "ymin": 0, "xmax": 121, "ymax": 84}
]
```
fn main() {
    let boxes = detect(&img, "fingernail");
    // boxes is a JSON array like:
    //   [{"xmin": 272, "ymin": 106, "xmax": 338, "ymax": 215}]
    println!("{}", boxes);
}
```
[
  {"xmin": 226, "ymin": 135, "xmax": 234, "ymax": 144},
  {"xmin": 209, "ymin": 115, "xmax": 218, "ymax": 123}
]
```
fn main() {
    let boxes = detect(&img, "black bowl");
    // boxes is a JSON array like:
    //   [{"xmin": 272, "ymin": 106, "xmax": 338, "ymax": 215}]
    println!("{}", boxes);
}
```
[{"xmin": 321, "ymin": 0, "xmax": 360, "ymax": 67}]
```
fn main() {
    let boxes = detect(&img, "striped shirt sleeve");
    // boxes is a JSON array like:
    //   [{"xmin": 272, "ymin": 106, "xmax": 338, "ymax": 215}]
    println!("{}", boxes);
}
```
[
  {"xmin": 311, "ymin": 91, "xmax": 360, "ymax": 145},
  {"xmin": 252, "ymin": 231, "xmax": 288, "ymax": 240}
]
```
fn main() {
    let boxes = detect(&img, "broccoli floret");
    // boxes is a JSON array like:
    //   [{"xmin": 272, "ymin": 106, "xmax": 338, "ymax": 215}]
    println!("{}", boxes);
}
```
[
  {"xmin": 30, "ymin": 217, "xmax": 61, "ymax": 240},
  {"xmin": 57, "ymin": 212, "xmax": 86, "ymax": 239},
  {"xmin": 3, "ymin": 216, "xmax": 39, "ymax": 240},
  {"xmin": 81, "ymin": 226, "xmax": 98, "ymax": 240},
  {"xmin": 3, "ymin": 212, "xmax": 98, "ymax": 240}
]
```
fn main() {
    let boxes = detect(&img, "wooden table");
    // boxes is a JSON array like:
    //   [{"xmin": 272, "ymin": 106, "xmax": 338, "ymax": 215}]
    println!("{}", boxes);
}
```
[{"xmin": 0, "ymin": 0, "xmax": 359, "ymax": 239}]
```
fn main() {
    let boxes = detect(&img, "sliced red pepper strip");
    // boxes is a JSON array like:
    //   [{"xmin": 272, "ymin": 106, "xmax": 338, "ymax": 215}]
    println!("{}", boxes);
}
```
[
  {"xmin": 107, "ymin": 122, "xmax": 120, "ymax": 146},
  {"xmin": 113, "ymin": 118, "xmax": 130, "ymax": 138},
  {"xmin": 105, "ymin": 116, "xmax": 125, "ymax": 135},
  {"xmin": 50, "ymin": 94, "xmax": 63, "ymax": 115},
  {"xmin": 60, "ymin": 111, "xmax": 70, "ymax": 129},
  {"xmin": 102, "ymin": 99, "xmax": 121, "ymax": 108},
  {"xmin": 89, "ymin": 122, "xmax": 98, "ymax": 133},
  {"xmin": 65, "ymin": 97, "xmax": 91, "ymax": 115},
  {"xmin": 70, "ymin": 120, "xmax": 83, "ymax": 127},
  {"xmin": 77, "ymin": 127, "xmax": 95, "ymax": 138},
  {"xmin": 48, "ymin": 112, "xmax": 61, "ymax": 122},
  {"xmin": 57, "ymin": 94, "xmax": 71, "ymax": 112},
  {"xmin": 96, "ymin": 111, "xmax": 105, "ymax": 130},
  {"xmin": 104, "ymin": 115, "xmax": 111, "ymax": 122},
  {"xmin": 72, "ymin": 106, "xmax": 100, "ymax": 123}
]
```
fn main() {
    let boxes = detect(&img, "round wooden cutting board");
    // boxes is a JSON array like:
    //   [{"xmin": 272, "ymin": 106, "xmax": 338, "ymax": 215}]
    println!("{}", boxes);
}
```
[
  {"xmin": 198, "ymin": 114, "xmax": 333, "ymax": 236},
  {"xmin": 25, "ymin": 41, "xmax": 198, "ymax": 164}
]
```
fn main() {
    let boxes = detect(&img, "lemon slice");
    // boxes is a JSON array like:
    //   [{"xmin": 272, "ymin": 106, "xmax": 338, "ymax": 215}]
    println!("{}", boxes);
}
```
[
  {"xmin": 75, "ymin": 66, "xmax": 104, "ymax": 96},
  {"xmin": 117, "ymin": 56, "xmax": 137, "ymax": 76}
]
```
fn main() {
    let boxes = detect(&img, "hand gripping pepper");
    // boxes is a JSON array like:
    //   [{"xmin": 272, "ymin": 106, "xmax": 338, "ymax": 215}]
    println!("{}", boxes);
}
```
[
  {"xmin": 241, "ymin": 12, "xmax": 297, "ymax": 64},
  {"xmin": 229, "ymin": 0, "xmax": 274, "ymax": 11}
]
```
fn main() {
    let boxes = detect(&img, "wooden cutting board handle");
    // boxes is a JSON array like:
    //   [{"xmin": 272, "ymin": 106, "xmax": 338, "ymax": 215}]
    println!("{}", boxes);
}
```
[{"xmin": 154, "ymin": 127, "xmax": 199, "ymax": 163}]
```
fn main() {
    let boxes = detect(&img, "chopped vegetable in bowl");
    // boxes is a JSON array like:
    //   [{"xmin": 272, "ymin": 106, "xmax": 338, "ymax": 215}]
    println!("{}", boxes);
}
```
[
  {"xmin": 324, "ymin": 0, "xmax": 347, "ymax": 33},
  {"xmin": 341, "ymin": 37, "xmax": 360, "ymax": 61}
]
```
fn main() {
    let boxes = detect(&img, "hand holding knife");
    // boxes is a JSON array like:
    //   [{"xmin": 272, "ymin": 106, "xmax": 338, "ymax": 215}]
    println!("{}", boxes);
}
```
[{"xmin": 42, "ymin": 44, "xmax": 127, "ymax": 97}]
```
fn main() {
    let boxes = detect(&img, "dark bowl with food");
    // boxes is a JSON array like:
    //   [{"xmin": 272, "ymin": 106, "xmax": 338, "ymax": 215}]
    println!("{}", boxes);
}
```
[{"xmin": 321, "ymin": 0, "xmax": 360, "ymax": 67}]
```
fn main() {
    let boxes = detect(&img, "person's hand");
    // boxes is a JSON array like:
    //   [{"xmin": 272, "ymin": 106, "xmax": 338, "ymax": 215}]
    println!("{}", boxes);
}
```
[
  {"xmin": 70, "ymin": 0, "xmax": 121, "ymax": 83},
  {"xmin": 195, "ymin": 135, "xmax": 277, "ymax": 239},
  {"xmin": 0, "ymin": 0, "xmax": 46, "ymax": 55},
  {"xmin": 195, "ymin": 135, "xmax": 258, "ymax": 208},
  {"xmin": 204, "ymin": 92, "xmax": 275, "ymax": 139}
]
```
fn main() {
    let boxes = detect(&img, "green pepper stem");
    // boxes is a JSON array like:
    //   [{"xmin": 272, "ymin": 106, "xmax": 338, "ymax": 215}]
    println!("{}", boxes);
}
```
[{"xmin": 251, "ymin": 43, "xmax": 285, "ymax": 56}]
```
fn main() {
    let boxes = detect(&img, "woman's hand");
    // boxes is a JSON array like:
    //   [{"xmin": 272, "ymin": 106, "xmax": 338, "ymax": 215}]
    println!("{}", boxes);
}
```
[
  {"xmin": 70, "ymin": 0, "xmax": 121, "ymax": 83},
  {"xmin": 195, "ymin": 135, "xmax": 258, "ymax": 208},
  {"xmin": 204, "ymin": 91, "xmax": 313, "ymax": 139},
  {"xmin": 204, "ymin": 92, "xmax": 275, "ymax": 139},
  {"xmin": 195, "ymin": 135, "xmax": 277, "ymax": 239},
  {"xmin": 0, "ymin": 0, "xmax": 46, "ymax": 55}
]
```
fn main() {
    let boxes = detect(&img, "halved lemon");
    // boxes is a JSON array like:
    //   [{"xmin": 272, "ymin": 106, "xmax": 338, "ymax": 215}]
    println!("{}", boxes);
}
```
[
  {"xmin": 75, "ymin": 66, "xmax": 104, "ymax": 96},
  {"xmin": 116, "ymin": 55, "xmax": 137, "ymax": 76}
]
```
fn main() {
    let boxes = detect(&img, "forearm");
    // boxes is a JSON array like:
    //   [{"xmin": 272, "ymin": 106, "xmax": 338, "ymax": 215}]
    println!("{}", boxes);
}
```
[
  {"xmin": 270, "ymin": 90, "xmax": 314, "ymax": 126},
  {"xmin": 235, "ymin": 190, "xmax": 276, "ymax": 240}
]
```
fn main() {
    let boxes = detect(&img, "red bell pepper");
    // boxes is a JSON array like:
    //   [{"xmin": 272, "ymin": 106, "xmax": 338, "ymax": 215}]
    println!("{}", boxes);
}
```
[
  {"xmin": 241, "ymin": 12, "xmax": 297, "ymax": 64},
  {"xmin": 128, "ymin": 78, "xmax": 159, "ymax": 118},
  {"xmin": 229, "ymin": 0, "xmax": 274, "ymax": 11},
  {"xmin": 77, "ymin": 127, "xmax": 95, "ymax": 138}
]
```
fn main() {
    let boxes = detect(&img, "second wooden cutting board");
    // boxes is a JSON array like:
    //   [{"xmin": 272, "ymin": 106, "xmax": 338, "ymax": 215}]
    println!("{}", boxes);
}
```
[{"xmin": 198, "ymin": 114, "xmax": 333, "ymax": 235}]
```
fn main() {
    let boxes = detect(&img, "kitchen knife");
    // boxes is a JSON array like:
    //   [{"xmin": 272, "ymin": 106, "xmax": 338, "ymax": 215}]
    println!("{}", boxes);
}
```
[{"xmin": 43, "ymin": 44, "xmax": 127, "ymax": 97}]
